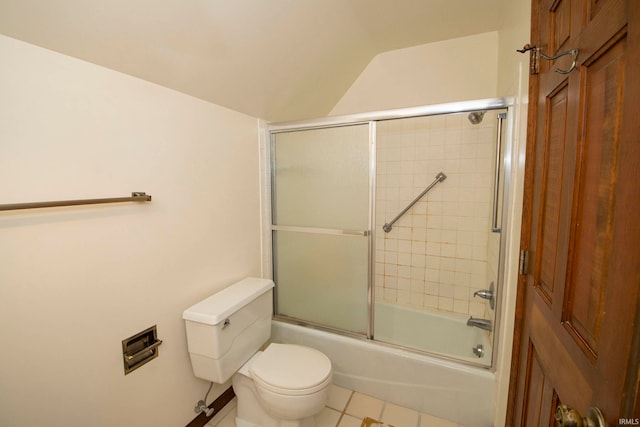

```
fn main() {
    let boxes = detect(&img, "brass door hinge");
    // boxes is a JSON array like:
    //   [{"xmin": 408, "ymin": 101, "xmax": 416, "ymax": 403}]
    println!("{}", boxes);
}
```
[{"xmin": 517, "ymin": 44, "xmax": 539, "ymax": 75}]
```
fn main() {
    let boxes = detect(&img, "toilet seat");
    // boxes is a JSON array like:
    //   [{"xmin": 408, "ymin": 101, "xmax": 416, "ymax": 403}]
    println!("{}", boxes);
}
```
[{"xmin": 249, "ymin": 343, "xmax": 332, "ymax": 396}]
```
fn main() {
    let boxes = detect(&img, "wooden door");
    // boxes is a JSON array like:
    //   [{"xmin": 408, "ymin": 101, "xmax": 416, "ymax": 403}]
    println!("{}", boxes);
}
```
[{"xmin": 508, "ymin": 0, "xmax": 640, "ymax": 425}]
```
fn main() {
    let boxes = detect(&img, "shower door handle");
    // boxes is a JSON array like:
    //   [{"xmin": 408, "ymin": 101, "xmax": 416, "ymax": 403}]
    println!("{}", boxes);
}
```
[
  {"xmin": 491, "ymin": 112, "xmax": 506, "ymax": 233},
  {"xmin": 271, "ymin": 225, "xmax": 369, "ymax": 237}
]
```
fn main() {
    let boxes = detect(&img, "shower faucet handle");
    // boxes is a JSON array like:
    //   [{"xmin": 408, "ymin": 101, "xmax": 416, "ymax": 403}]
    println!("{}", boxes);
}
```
[
  {"xmin": 473, "ymin": 289, "xmax": 493, "ymax": 299},
  {"xmin": 473, "ymin": 282, "xmax": 495, "ymax": 310}
]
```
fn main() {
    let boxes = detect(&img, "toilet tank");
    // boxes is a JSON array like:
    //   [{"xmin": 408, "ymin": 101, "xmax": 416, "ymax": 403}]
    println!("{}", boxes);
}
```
[{"xmin": 183, "ymin": 277, "xmax": 274, "ymax": 383}]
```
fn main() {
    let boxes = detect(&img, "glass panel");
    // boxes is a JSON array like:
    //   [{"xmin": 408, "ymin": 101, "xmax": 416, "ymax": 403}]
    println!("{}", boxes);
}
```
[
  {"xmin": 274, "ymin": 231, "xmax": 369, "ymax": 334},
  {"xmin": 373, "ymin": 110, "xmax": 507, "ymax": 367},
  {"xmin": 273, "ymin": 125, "xmax": 370, "ymax": 230}
]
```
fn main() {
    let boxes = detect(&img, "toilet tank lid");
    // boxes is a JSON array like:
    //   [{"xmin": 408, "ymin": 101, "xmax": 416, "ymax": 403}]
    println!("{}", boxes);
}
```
[{"xmin": 182, "ymin": 278, "xmax": 274, "ymax": 325}]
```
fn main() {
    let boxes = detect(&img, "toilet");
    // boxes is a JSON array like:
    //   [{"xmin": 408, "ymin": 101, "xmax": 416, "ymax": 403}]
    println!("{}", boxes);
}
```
[{"xmin": 183, "ymin": 277, "xmax": 332, "ymax": 427}]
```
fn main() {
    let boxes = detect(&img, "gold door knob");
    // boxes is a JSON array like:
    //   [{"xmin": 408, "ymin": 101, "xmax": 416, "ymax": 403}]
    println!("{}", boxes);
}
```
[{"xmin": 555, "ymin": 404, "xmax": 606, "ymax": 427}]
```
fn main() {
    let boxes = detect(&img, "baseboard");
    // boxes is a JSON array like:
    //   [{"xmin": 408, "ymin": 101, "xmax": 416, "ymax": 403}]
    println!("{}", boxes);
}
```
[{"xmin": 186, "ymin": 386, "xmax": 236, "ymax": 427}]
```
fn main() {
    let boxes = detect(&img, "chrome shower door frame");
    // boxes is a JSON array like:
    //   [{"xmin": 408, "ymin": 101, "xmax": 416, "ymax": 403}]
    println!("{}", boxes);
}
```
[
  {"xmin": 267, "ymin": 97, "xmax": 514, "ymax": 369},
  {"xmin": 269, "ymin": 121, "xmax": 375, "ymax": 338}
]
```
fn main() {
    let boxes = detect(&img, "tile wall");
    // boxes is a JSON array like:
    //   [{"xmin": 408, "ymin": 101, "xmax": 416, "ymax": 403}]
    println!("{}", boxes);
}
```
[{"xmin": 375, "ymin": 111, "xmax": 502, "ymax": 317}]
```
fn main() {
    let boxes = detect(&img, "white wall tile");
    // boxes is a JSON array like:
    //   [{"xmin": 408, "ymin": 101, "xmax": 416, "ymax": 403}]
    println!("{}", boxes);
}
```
[{"xmin": 376, "ymin": 112, "xmax": 499, "ymax": 317}]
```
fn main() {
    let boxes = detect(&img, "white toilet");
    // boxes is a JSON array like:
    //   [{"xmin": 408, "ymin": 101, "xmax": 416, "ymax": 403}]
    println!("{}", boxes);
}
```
[{"xmin": 183, "ymin": 277, "xmax": 332, "ymax": 427}]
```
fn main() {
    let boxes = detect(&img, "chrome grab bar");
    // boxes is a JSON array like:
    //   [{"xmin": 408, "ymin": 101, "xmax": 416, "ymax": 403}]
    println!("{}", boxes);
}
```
[
  {"xmin": 0, "ymin": 192, "xmax": 152, "ymax": 211},
  {"xmin": 491, "ymin": 114, "xmax": 506, "ymax": 233},
  {"xmin": 382, "ymin": 172, "xmax": 446, "ymax": 233}
]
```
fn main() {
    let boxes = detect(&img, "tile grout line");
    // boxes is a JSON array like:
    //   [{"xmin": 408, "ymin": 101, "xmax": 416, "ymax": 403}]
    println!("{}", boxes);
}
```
[
  {"xmin": 380, "ymin": 400, "xmax": 423, "ymax": 427},
  {"xmin": 334, "ymin": 390, "xmax": 355, "ymax": 427},
  {"xmin": 329, "ymin": 388, "xmax": 462, "ymax": 427}
]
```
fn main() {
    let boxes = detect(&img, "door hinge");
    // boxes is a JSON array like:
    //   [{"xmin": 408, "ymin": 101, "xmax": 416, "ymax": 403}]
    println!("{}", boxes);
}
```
[
  {"xmin": 519, "ymin": 250, "xmax": 529, "ymax": 275},
  {"xmin": 531, "ymin": 49, "xmax": 539, "ymax": 75},
  {"xmin": 517, "ymin": 44, "xmax": 539, "ymax": 75}
]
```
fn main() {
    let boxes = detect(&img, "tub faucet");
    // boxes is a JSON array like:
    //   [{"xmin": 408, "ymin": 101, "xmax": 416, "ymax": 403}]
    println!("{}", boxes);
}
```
[
  {"xmin": 473, "ymin": 282, "xmax": 495, "ymax": 310},
  {"xmin": 466, "ymin": 316, "xmax": 493, "ymax": 332},
  {"xmin": 473, "ymin": 289, "xmax": 493, "ymax": 299}
]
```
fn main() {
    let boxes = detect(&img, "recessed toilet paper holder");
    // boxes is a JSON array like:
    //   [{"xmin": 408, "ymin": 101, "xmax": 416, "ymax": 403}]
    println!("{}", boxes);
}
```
[{"xmin": 122, "ymin": 325, "xmax": 163, "ymax": 375}]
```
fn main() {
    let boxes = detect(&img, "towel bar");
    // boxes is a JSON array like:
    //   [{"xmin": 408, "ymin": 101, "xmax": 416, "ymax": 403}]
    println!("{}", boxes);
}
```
[{"xmin": 0, "ymin": 192, "xmax": 152, "ymax": 211}]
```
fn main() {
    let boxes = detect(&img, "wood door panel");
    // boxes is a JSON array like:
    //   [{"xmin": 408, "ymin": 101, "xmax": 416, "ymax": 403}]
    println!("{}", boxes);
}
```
[
  {"xmin": 551, "ymin": 0, "xmax": 572, "ymax": 53},
  {"xmin": 508, "ymin": 0, "xmax": 640, "ymax": 424},
  {"xmin": 589, "ymin": 0, "xmax": 616, "ymax": 21},
  {"xmin": 579, "ymin": 0, "xmax": 625, "ymax": 62},
  {"xmin": 521, "ymin": 342, "xmax": 559, "ymax": 427},
  {"xmin": 530, "ymin": 299, "xmax": 592, "ymax": 409},
  {"xmin": 563, "ymin": 35, "xmax": 626, "ymax": 361},
  {"xmin": 534, "ymin": 83, "xmax": 570, "ymax": 305},
  {"xmin": 521, "ymin": 343, "xmax": 546, "ymax": 426}
]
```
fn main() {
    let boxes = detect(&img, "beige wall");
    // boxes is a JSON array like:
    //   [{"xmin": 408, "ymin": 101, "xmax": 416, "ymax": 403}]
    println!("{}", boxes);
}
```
[
  {"xmin": 0, "ymin": 35, "xmax": 261, "ymax": 427},
  {"xmin": 330, "ymin": 32, "xmax": 499, "ymax": 116}
]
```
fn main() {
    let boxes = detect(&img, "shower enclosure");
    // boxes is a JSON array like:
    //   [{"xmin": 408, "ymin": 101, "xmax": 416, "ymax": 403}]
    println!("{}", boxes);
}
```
[{"xmin": 268, "ymin": 98, "xmax": 512, "ymax": 368}]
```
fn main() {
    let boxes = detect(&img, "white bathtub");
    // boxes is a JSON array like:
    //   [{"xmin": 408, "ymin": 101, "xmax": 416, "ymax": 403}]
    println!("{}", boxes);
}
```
[
  {"xmin": 374, "ymin": 301, "xmax": 493, "ymax": 366},
  {"xmin": 271, "ymin": 315, "xmax": 495, "ymax": 427}
]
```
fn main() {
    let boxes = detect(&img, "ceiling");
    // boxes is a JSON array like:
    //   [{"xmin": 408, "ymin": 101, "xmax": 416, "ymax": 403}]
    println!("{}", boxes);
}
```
[{"xmin": 0, "ymin": 0, "xmax": 506, "ymax": 121}]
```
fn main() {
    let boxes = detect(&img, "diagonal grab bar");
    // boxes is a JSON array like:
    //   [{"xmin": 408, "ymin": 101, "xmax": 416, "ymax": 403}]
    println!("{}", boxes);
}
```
[{"xmin": 382, "ymin": 172, "xmax": 446, "ymax": 233}]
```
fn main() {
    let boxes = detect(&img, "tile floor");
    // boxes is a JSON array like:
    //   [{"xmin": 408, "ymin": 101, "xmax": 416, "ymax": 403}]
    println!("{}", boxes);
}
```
[{"xmin": 206, "ymin": 384, "xmax": 466, "ymax": 427}]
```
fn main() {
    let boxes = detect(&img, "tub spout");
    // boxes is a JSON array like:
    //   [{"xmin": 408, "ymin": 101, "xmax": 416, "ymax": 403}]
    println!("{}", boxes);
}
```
[{"xmin": 466, "ymin": 316, "xmax": 493, "ymax": 331}]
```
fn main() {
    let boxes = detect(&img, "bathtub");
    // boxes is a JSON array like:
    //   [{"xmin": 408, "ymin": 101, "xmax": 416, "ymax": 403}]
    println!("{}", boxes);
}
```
[
  {"xmin": 373, "ymin": 301, "xmax": 493, "ymax": 366},
  {"xmin": 271, "ymin": 311, "xmax": 495, "ymax": 427}
]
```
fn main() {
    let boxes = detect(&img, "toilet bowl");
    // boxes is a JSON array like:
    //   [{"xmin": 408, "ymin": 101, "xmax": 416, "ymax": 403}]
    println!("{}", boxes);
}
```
[
  {"xmin": 233, "ymin": 343, "xmax": 332, "ymax": 426},
  {"xmin": 183, "ymin": 278, "xmax": 333, "ymax": 427}
]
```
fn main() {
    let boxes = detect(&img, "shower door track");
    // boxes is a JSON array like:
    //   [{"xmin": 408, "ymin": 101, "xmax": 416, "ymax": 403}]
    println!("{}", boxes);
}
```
[{"xmin": 268, "ymin": 98, "xmax": 509, "ymax": 132}]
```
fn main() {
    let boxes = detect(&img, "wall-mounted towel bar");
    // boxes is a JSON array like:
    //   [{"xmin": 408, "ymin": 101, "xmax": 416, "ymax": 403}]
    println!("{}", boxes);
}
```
[
  {"xmin": 382, "ymin": 172, "xmax": 446, "ymax": 233},
  {"xmin": 0, "ymin": 192, "xmax": 152, "ymax": 212}
]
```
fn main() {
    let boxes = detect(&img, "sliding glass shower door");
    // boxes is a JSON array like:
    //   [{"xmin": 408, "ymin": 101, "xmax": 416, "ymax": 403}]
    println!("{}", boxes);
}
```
[
  {"xmin": 269, "ymin": 99, "xmax": 511, "ymax": 368},
  {"xmin": 271, "ymin": 124, "xmax": 372, "ymax": 335}
]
